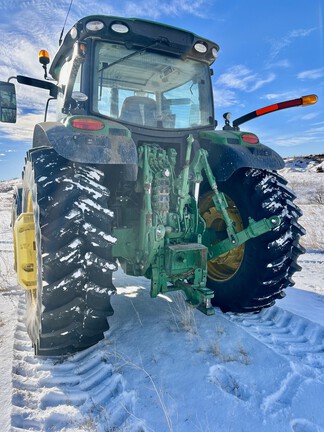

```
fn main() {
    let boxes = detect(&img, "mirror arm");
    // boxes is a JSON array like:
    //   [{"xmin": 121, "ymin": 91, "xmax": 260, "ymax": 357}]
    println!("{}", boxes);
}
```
[{"xmin": 8, "ymin": 75, "xmax": 58, "ymax": 98}]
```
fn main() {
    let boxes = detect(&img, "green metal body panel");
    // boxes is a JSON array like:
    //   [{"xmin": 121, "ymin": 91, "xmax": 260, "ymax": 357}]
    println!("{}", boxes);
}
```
[
  {"xmin": 33, "ymin": 117, "xmax": 138, "ymax": 165},
  {"xmin": 199, "ymin": 130, "xmax": 284, "ymax": 182}
]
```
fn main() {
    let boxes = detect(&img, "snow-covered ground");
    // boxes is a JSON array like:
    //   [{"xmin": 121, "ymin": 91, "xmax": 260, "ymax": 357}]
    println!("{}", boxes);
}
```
[{"xmin": 0, "ymin": 157, "xmax": 323, "ymax": 432}]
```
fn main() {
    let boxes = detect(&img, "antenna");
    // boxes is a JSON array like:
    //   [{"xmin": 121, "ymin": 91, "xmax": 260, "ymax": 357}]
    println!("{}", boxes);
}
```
[{"xmin": 59, "ymin": 0, "xmax": 74, "ymax": 46}]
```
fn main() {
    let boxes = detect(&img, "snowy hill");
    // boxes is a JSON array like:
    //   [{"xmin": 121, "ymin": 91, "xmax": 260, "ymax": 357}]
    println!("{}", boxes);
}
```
[
  {"xmin": 0, "ymin": 160, "xmax": 323, "ymax": 432},
  {"xmin": 280, "ymin": 155, "xmax": 324, "ymax": 251},
  {"xmin": 282, "ymin": 154, "xmax": 324, "ymax": 173}
]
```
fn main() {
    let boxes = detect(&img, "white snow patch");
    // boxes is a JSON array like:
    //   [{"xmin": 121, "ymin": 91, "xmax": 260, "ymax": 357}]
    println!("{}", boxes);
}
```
[
  {"xmin": 85, "ymin": 169, "xmax": 102, "ymax": 182},
  {"xmin": 68, "ymin": 239, "xmax": 82, "ymax": 249},
  {"xmin": 84, "ymin": 223, "xmax": 96, "ymax": 233},
  {"xmin": 76, "ymin": 198, "xmax": 114, "ymax": 217},
  {"xmin": 99, "ymin": 231, "xmax": 117, "ymax": 244},
  {"xmin": 63, "ymin": 177, "xmax": 106, "ymax": 200},
  {"xmin": 59, "ymin": 249, "xmax": 78, "ymax": 262},
  {"xmin": 65, "ymin": 209, "xmax": 79, "ymax": 220}
]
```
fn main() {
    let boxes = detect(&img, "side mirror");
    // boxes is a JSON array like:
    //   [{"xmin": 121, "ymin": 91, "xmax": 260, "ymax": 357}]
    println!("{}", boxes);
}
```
[{"xmin": 0, "ymin": 82, "xmax": 17, "ymax": 123}]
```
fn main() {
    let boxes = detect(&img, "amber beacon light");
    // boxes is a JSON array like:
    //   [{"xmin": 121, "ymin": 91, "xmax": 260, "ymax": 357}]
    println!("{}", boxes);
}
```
[{"xmin": 38, "ymin": 50, "xmax": 50, "ymax": 65}]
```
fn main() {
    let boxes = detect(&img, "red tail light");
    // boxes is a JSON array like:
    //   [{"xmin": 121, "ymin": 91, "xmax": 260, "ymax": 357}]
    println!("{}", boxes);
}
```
[
  {"xmin": 70, "ymin": 117, "xmax": 105, "ymax": 131},
  {"xmin": 241, "ymin": 133, "xmax": 259, "ymax": 144}
]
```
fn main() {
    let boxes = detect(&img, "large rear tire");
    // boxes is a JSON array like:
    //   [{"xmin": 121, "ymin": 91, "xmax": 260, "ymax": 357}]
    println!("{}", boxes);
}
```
[
  {"xmin": 21, "ymin": 147, "xmax": 117, "ymax": 356},
  {"xmin": 199, "ymin": 168, "xmax": 305, "ymax": 313}
]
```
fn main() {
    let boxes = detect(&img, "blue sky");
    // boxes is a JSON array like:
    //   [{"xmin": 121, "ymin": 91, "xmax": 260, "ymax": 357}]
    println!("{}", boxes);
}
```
[{"xmin": 0, "ymin": 0, "xmax": 323, "ymax": 180}]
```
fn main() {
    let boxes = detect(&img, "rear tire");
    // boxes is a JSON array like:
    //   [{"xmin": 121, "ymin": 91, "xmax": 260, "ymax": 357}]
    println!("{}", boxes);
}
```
[
  {"xmin": 199, "ymin": 168, "xmax": 305, "ymax": 313},
  {"xmin": 22, "ymin": 147, "xmax": 117, "ymax": 356}
]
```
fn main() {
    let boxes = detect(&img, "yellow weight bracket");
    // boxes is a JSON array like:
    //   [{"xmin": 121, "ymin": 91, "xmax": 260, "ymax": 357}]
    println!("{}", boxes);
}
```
[{"xmin": 14, "ymin": 212, "xmax": 37, "ymax": 290}]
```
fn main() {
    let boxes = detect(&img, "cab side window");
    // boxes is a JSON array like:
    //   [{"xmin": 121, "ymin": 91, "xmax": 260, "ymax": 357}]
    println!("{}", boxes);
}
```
[{"xmin": 56, "ymin": 59, "xmax": 81, "ymax": 120}]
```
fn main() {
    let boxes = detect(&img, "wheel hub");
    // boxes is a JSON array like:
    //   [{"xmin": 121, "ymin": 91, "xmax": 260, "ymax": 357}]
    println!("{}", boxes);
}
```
[{"xmin": 200, "ymin": 191, "xmax": 245, "ymax": 282}]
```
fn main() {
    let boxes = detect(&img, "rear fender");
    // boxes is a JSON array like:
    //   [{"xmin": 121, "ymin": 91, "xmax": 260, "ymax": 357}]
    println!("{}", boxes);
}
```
[
  {"xmin": 199, "ymin": 130, "xmax": 284, "ymax": 182},
  {"xmin": 33, "ymin": 119, "xmax": 138, "ymax": 166}
]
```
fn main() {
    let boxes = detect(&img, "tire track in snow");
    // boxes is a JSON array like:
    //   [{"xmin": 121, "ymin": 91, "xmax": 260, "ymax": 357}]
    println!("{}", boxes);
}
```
[
  {"xmin": 228, "ymin": 306, "xmax": 324, "ymax": 378},
  {"xmin": 11, "ymin": 296, "xmax": 145, "ymax": 431},
  {"xmin": 226, "ymin": 306, "xmax": 324, "ymax": 414}
]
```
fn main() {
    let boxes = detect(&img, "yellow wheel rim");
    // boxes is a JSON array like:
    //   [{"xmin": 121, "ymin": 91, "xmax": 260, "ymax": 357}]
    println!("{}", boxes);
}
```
[
  {"xmin": 26, "ymin": 191, "xmax": 37, "ymax": 303},
  {"xmin": 200, "ymin": 191, "xmax": 245, "ymax": 282}
]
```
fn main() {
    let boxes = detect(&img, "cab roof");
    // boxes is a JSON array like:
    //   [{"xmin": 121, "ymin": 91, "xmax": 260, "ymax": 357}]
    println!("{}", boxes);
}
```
[{"xmin": 49, "ymin": 15, "xmax": 220, "ymax": 80}]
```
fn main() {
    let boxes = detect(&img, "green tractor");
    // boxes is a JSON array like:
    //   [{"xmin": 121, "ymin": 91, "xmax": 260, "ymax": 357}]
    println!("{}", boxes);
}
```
[{"xmin": 0, "ymin": 16, "xmax": 317, "ymax": 356}]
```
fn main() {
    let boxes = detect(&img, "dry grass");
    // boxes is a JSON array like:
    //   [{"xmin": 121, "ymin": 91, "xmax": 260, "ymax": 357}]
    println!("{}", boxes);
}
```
[
  {"xmin": 208, "ymin": 327, "xmax": 251, "ymax": 365},
  {"xmin": 310, "ymin": 186, "xmax": 324, "ymax": 205},
  {"xmin": 169, "ymin": 291, "xmax": 198, "ymax": 335},
  {"xmin": 0, "ymin": 251, "xmax": 15, "ymax": 292},
  {"xmin": 237, "ymin": 344, "xmax": 251, "ymax": 365},
  {"xmin": 299, "ymin": 205, "xmax": 324, "ymax": 250}
]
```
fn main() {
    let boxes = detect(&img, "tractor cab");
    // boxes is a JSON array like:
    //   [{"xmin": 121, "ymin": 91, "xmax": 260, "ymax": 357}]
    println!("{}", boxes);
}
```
[{"xmin": 50, "ymin": 16, "xmax": 219, "ymax": 135}]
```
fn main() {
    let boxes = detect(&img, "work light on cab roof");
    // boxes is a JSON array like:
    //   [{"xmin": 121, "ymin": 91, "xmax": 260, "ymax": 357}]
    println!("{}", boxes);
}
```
[
  {"xmin": 111, "ymin": 22, "xmax": 129, "ymax": 34},
  {"xmin": 85, "ymin": 20, "xmax": 104, "ymax": 32}
]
